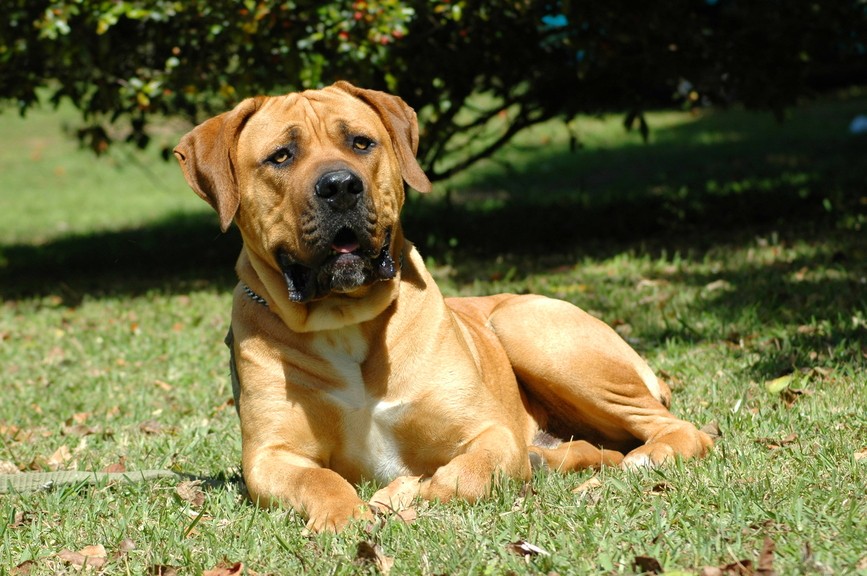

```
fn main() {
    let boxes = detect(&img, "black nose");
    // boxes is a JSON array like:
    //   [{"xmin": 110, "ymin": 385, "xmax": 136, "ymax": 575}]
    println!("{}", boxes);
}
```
[{"xmin": 315, "ymin": 169, "xmax": 364, "ymax": 211}]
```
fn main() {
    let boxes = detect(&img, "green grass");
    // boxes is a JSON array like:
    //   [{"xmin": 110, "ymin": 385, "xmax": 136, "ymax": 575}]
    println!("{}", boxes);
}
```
[{"xmin": 1, "ymin": 93, "xmax": 866, "ymax": 574}]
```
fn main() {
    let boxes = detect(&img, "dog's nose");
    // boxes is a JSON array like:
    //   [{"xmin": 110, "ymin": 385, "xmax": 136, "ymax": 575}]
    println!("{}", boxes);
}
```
[{"xmin": 315, "ymin": 170, "xmax": 364, "ymax": 211}]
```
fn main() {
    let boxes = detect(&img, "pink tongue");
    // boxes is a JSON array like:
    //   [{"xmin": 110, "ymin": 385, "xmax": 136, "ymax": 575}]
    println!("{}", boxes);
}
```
[{"xmin": 332, "ymin": 241, "xmax": 360, "ymax": 254}]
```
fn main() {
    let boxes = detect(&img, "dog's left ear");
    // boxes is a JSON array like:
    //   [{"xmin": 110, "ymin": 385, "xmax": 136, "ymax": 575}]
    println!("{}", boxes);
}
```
[
  {"xmin": 333, "ymin": 81, "xmax": 432, "ymax": 194},
  {"xmin": 174, "ymin": 97, "xmax": 264, "ymax": 231}
]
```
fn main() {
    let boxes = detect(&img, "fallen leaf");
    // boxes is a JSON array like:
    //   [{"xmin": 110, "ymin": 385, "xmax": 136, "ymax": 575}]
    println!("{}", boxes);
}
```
[
  {"xmin": 203, "ymin": 561, "xmax": 244, "ymax": 576},
  {"xmin": 765, "ymin": 374, "xmax": 793, "ymax": 394},
  {"xmin": 139, "ymin": 420, "xmax": 164, "ymax": 435},
  {"xmin": 700, "ymin": 421, "xmax": 722, "ymax": 440},
  {"xmin": 61, "ymin": 424, "xmax": 101, "ymax": 437},
  {"xmin": 757, "ymin": 537, "xmax": 775, "ymax": 575},
  {"xmin": 8, "ymin": 511, "xmax": 32, "ymax": 529},
  {"xmin": 719, "ymin": 559, "xmax": 753, "ymax": 575},
  {"xmin": 101, "ymin": 458, "xmax": 127, "ymax": 474},
  {"xmin": 118, "ymin": 538, "xmax": 136, "ymax": 553},
  {"xmin": 704, "ymin": 279, "xmax": 733, "ymax": 292},
  {"xmin": 755, "ymin": 433, "xmax": 798, "ymax": 450},
  {"xmin": 154, "ymin": 379, "xmax": 173, "ymax": 391},
  {"xmin": 648, "ymin": 482, "xmax": 672, "ymax": 494},
  {"xmin": 572, "ymin": 476, "xmax": 603, "ymax": 493},
  {"xmin": 0, "ymin": 460, "xmax": 20, "ymax": 474},
  {"xmin": 57, "ymin": 544, "xmax": 107, "ymax": 569},
  {"xmin": 506, "ymin": 539, "xmax": 550, "ymax": 558},
  {"xmin": 395, "ymin": 507, "xmax": 417, "ymax": 524},
  {"xmin": 855, "ymin": 448, "xmax": 867, "ymax": 462},
  {"xmin": 11, "ymin": 560, "xmax": 35, "ymax": 576},
  {"xmin": 47, "ymin": 445, "xmax": 73, "ymax": 470},
  {"xmin": 633, "ymin": 555, "xmax": 663, "ymax": 574},
  {"xmin": 176, "ymin": 480, "xmax": 206, "ymax": 507},
  {"xmin": 356, "ymin": 541, "xmax": 394, "ymax": 575}
]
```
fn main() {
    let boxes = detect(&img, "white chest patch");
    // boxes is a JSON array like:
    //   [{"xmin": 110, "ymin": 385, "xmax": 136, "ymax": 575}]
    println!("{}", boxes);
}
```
[{"xmin": 309, "ymin": 327, "xmax": 411, "ymax": 482}]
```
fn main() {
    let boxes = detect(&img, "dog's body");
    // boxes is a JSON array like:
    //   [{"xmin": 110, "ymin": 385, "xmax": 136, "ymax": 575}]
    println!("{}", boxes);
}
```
[{"xmin": 175, "ymin": 82, "xmax": 712, "ymax": 531}]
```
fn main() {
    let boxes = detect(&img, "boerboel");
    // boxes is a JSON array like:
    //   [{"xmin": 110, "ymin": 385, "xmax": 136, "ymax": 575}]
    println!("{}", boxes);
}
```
[{"xmin": 174, "ymin": 81, "xmax": 712, "ymax": 532}]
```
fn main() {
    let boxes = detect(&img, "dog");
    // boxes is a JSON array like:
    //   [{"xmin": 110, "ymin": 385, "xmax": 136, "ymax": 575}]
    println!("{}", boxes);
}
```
[{"xmin": 174, "ymin": 81, "xmax": 712, "ymax": 532}]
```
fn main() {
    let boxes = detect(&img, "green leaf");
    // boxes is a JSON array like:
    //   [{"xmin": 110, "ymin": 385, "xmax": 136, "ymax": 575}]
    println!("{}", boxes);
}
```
[{"xmin": 765, "ymin": 373, "xmax": 794, "ymax": 394}]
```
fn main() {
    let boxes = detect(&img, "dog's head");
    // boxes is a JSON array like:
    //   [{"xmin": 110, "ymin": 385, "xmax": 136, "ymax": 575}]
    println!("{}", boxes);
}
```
[{"xmin": 174, "ymin": 81, "xmax": 431, "ymax": 304}]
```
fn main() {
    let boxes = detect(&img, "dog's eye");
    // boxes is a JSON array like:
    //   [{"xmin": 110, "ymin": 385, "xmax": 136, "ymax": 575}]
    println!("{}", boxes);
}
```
[
  {"xmin": 267, "ymin": 148, "xmax": 293, "ymax": 166},
  {"xmin": 352, "ymin": 136, "xmax": 375, "ymax": 152}
]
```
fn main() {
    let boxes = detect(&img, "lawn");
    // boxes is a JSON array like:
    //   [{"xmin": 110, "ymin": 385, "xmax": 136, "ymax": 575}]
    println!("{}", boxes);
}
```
[{"xmin": 1, "ymin": 93, "xmax": 865, "ymax": 575}]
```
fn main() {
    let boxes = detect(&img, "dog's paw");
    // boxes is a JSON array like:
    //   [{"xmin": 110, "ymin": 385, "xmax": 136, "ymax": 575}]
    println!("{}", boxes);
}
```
[
  {"xmin": 369, "ymin": 475, "xmax": 424, "ymax": 513},
  {"xmin": 621, "ymin": 427, "xmax": 714, "ymax": 470},
  {"xmin": 621, "ymin": 443, "xmax": 674, "ymax": 469},
  {"xmin": 305, "ymin": 501, "xmax": 374, "ymax": 533}
]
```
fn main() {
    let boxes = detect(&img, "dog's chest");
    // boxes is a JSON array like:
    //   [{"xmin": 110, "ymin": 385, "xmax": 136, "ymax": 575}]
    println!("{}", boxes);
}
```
[{"xmin": 309, "ymin": 328, "xmax": 411, "ymax": 482}]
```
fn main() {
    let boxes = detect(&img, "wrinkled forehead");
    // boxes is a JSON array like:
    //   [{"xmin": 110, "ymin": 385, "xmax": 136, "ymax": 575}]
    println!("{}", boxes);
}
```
[{"xmin": 240, "ymin": 88, "xmax": 384, "ymax": 151}]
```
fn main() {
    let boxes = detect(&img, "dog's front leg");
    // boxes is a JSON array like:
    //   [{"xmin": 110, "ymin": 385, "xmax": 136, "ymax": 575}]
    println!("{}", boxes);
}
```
[
  {"xmin": 245, "ymin": 452, "xmax": 373, "ymax": 532},
  {"xmin": 370, "ymin": 425, "xmax": 530, "ymax": 511}
]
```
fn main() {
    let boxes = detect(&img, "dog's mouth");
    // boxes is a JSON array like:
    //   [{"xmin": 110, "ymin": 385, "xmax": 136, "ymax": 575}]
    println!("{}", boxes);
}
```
[{"xmin": 277, "ymin": 228, "xmax": 397, "ymax": 303}]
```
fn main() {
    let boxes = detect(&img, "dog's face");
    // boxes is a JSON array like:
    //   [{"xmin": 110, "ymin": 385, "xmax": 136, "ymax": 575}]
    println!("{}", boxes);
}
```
[{"xmin": 174, "ymin": 82, "xmax": 431, "ymax": 303}]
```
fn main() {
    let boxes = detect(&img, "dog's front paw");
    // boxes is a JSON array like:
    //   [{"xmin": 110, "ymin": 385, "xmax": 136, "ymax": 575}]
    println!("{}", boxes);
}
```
[
  {"xmin": 305, "ymin": 500, "xmax": 374, "ymax": 533},
  {"xmin": 369, "ymin": 475, "xmax": 424, "ymax": 513}
]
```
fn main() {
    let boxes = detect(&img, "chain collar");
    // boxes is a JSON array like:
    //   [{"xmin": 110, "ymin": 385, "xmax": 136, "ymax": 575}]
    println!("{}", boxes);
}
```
[{"xmin": 242, "ymin": 284, "xmax": 269, "ymax": 307}]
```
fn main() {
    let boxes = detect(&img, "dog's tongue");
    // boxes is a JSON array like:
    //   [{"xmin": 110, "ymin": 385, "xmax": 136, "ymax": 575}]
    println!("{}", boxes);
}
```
[
  {"xmin": 332, "ymin": 240, "xmax": 360, "ymax": 254},
  {"xmin": 332, "ymin": 228, "xmax": 360, "ymax": 254}
]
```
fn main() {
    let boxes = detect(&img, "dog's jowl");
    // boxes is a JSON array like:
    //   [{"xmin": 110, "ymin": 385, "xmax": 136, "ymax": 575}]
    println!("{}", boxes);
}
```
[{"xmin": 175, "ymin": 82, "xmax": 713, "ymax": 532}]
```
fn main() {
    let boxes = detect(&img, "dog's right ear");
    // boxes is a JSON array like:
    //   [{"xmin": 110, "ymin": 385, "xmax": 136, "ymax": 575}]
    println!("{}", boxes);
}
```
[{"xmin": 174, "ymin": 97, "xmax": 263, "ymax": 231}]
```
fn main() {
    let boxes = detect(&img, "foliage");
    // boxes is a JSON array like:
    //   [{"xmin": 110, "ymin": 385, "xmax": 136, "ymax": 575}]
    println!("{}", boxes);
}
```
[{"xmin": 2, "ymin": 0, "xmax": 866, "ymax": 180}]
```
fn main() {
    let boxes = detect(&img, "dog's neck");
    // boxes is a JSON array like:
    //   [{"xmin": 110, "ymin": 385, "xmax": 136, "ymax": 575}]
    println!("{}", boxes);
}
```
[{"xmin": 235, "ymin": 246, "xmax": 408, "ymax": 333}]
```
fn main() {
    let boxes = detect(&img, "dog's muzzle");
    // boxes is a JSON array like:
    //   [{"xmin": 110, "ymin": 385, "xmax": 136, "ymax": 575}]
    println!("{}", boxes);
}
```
[{"xmin": 276, "ymin": 169, "xmax": 398, "ymax": 303}]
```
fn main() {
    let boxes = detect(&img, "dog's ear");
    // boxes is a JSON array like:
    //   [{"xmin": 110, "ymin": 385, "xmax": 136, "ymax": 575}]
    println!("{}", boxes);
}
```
[
  {"xmin": 333, "ymin": 81, "xmax": 432, "ymax": 194},
  {"xmin": 173, "ymin": 97, "xmax": 263, "ymax": 231}
]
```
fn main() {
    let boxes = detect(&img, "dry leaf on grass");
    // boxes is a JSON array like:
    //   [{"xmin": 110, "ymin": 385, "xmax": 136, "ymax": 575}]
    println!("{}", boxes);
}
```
[
  {"xmin": 394, "ymin": 507, "xmax": 418, "ymax": 524},
  {"xmin": 699, "ymin": 536, "xmax": 778, "ymax": 575},
  {"xmin": 176, "ymin": 480, "xmax": 206, "ymax": 507},
  {"xmin": 572, "ymin": 476, "xmax": 603, "ymax": 494},
  {"xmin": 854, "ymin": 447, "xmax": 867, "ymax": 462},
  {"xmin": 202, "ymin": 561, "xmax": 245, "ymax": 576},
  {"xmin": 139, "ymin": 420, "xmax": 164, "ymax": 435},
  {"xmin": 757, "ymin": 537, "xmax": 776, "ymax": 575},
  {"xmin": 701, "ymin": 420, "xmax": 723, "ymax": 439},
  {"xmin": 8, "ymin": 511, "xmax": 32, "ymax": 529},
  {"xmin": 356, "ymin": 541, "xmax": 394, "ymax": 575},
  {"xmin": 700, "ymin": 559, "xmax": 754, "ymax": 575},
  {"xmin": 101, "ymin": 458, "xmax": 127, "ymax": 474},
  {"xmin": 47, "ymin": 445, "xmax": 73, "ymax": 470},
  {"xmin": 57, "ymin": 544, "xmax": 107, "ymax": 569},
  {"xmin": 0, "ymin": 460, "xmax": 20, "ymax": 474},
  {"xmin": 11, "ymin": 560, "xmax": 35, "ymax": 576},
  {"xmin": 755, "ymin": 433, "xmax": 798, "ymax": 450},
  {"xmin": 633, "ymin": 555, "xmax": 663, "ymax": 574},
  {"xmin": 506, "ymin": 539, "xmax": 550, "ymax": 559}
]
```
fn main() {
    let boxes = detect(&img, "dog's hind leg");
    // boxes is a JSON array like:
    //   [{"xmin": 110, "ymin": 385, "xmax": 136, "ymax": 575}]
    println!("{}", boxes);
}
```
[
  {"xmin": 528, "ymin": 437, "xmax": 624, "ymax": 472},
  {"xmin": 488, "ymin": 295, "xmax": 712, "ymax": 468}
]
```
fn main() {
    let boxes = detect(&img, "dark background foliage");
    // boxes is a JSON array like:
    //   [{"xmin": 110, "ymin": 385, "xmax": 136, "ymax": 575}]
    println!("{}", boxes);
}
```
[{"xmin": 3, "ymin": 0, "xmax": 866, "ymax": 180}]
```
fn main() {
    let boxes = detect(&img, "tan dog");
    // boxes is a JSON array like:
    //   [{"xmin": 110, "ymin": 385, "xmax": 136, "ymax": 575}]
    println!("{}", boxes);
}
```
[{"xmin": 174, "ymin": 81, "xmax": 712, "ymax": 532}]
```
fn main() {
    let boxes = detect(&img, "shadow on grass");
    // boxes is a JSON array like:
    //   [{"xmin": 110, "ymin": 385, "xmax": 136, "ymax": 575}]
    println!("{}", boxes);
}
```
[{"xmin": 0, "ymin": 212, "xmax": 242, "ymax": 305}]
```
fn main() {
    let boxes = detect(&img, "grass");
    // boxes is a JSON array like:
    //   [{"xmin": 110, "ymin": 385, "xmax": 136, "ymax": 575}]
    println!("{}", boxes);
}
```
[{"xmin": 1, "ymin": 92, "xmax": 866, "ymax": 575}]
